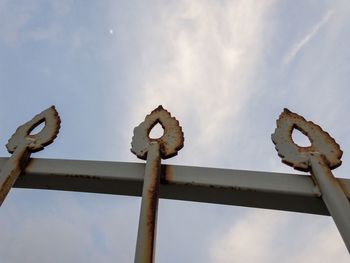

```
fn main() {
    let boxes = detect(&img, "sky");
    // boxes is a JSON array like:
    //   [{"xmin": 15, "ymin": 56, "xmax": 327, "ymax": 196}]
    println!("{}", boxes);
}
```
[{"xmin": 0, "ymin": 0, "xmax": 350, "ymax": 262}]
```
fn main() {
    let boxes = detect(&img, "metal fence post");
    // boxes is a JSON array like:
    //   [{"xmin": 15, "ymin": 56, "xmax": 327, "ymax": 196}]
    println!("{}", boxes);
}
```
[
  {"xmin": 0, "ymin": 106, "xmax": 60, "ymax": 206},
  {"xmin": 131, "ymin": 106, "xmax": 184, "ymax": 263},
  {"xmin": 272, "ymin": 108, "xmax": 350, "ymax": 252}
]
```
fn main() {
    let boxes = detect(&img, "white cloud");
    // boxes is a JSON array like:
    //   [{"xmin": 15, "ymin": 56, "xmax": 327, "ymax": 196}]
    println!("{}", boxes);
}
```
[
  {"xmin": 0, "ymin": 0, "xmax": 73, "ymax": 46},
  {"xmin": 0, "ymin": 191, "xmax": 139, "ymax": 263},
  {"xmin": 210, "ymin": 210, "xmax": 288, "ymax": 263},
  {"xmin": 283, "ymin": 10, "xmax": 334, "ymax": 65},
  {"xmin": 122, "ymin": 0, "xmax": 275, "ymax": 165},
  {"xmin": 0, "ymin": 1, "xmax": 35, "ymax": 45},
  {"xmin": 210, "ymin": 209, "xmax": 349, "ymax": 263}
]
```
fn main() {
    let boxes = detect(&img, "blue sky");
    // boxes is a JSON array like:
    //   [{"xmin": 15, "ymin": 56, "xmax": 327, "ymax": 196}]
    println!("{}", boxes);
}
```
[{"xmin": 0, "ymin": 0, "xmax": 349, "ymax": 262}]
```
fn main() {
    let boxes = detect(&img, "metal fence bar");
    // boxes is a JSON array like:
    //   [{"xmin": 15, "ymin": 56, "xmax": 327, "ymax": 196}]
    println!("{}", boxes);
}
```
[
  {"xmin": 310, "ymin": 153, "xmax": 350, "ymax": 251},
  {"xmin": 131, "ymin": 106, "xmax": 185, "ymax": 263},
  {"xmin": 134, "ymin": 143, "xmax": 161, "ymax": 263},
  {"xmin": 0, "ymin": 106, "xmax": 60, "ymax": 206},
  {"xmin": 1, "ymin": 106, "xmax": 350, "ymax": 258},
  {"xmin": 2, "ymin": 157, "xmax": 350, "ymax": 215},
  {"xmin": 271, "ymin": 109, "xmax": 350, "ymax": 252}
]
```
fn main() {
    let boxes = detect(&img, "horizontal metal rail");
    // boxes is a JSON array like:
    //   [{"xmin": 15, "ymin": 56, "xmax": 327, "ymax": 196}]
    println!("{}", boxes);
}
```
[{"xmin": 1, "ymin": 157, "xmax": 349, "ymax": 215}]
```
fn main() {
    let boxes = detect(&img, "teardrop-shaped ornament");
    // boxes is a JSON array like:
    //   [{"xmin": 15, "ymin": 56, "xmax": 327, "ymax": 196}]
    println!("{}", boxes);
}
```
[
  {"xmin": 131, "ymin": 105, "xmax": 184, "ymax": 160},
  {"xmin": 6, "ymin": 106, "xmax": 61, "ymax": 153},
  {"xmin": 271, "ymin": 108, "xmax": 342, "ymax": 171}
]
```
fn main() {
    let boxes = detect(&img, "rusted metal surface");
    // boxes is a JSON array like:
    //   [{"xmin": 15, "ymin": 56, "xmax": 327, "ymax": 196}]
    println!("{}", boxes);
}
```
[
  {"xmin": 4, "ymin": 157, "xmax": 350, "ymax": 215},
  {"xmin": 272, "ymin": 109, "xmax": 350, "ymax": 252},
  {"xmin": 132, "ymin": 106, "xmax": 184, "ymax": 263},
  {"xmin": 1, "ymin": 105, "xmax": 350, "ymax": 258},
  {"xmin": 134, "ymin": 143, "xmax": 161, "ymax": 263},
  {"xmin": 131, "ymin": 105, "xmax": 184, "ymax": 160},
  {"xmin": 271, "ymin": 108, "xmax": 342, "ymax": 172},
  {"xmin": 0, "ymin": 106, "xmax": 60, "ymax": 205},
  {"xmin": 309, "ymin": 153, "xmax": 350, "ymax": 251}
]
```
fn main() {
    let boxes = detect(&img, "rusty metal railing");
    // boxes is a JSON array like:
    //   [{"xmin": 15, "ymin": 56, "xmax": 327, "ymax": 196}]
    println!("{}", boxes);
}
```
[{"xmin": 0, "ymin": 106, "xmax": 349, "ymax": 261}]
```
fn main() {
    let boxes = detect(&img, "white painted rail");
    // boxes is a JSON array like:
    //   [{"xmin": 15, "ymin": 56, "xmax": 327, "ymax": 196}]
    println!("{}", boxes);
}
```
[{"xmin": 2, "ymin": 157, "xmax": 349, "ymax": 216}]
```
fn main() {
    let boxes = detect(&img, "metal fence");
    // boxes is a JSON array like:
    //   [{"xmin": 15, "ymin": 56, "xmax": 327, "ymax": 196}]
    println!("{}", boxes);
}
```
[{"xmin": 0, "ymin": 106, "xmax": 349, "ymax": 262}]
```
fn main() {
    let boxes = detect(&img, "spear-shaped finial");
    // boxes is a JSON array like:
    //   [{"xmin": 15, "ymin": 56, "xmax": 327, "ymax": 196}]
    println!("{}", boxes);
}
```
[
  {"xmin": 0, "ymin": 106, "xmax": 61, "ymax": 205},
  {"xmin": 272, "ymin": 108, "xmax": 350, "ymax": 252}
]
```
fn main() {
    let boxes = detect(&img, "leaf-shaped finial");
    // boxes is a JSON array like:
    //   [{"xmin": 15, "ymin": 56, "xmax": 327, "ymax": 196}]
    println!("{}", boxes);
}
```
[
  {"xmin": 271, "ymin": 109, "xmax": 342, "ymax": 171},
  {"xmin": 6, "ymin": 106, "xmax": 61, "ymax": 153},
  {"xmin": 131, "ymin": 105, "xmax": 184, "ymax": 160}
]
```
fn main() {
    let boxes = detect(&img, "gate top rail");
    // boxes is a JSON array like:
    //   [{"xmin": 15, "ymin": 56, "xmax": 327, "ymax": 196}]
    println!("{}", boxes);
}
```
[{"xmin": 2, "ymin": 157, "xmax": 349, "ymax": 216}]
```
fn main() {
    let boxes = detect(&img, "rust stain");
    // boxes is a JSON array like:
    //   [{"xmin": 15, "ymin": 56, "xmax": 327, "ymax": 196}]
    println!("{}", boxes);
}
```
[
  {"xmin": 272, "ymin": 108, "xmax": 342, "ymax": 172},
  {"xmin": 142, "ymin": 183, "xmax": 158, "ymax": 262},
  {"xmin": 162, "ymin": 165, "xmax": 174, "ymax": 183},
  {"xmin": 0, "ymin": 106, "xmax": 61, "ymax": 206},
  {"xmin": 0, "ymin": 170, "xmax": 18, "ymax": 203},
  {"xmin": 338, "ymin": 180, "xmax": 350, "ymax": 200},
  {"xmin": 63, "ymin": 174, "xmax": 101, "ymax": 180},
  {"xmin": 132, "ymin": 107, "xmax": 183, "ymax": 262},
  {"xmin": 6, "ymin": 106, "xmax": 61, "ymax": 154},
  {"xmin": 131, "ymin": 105, "xmax": 184, "ymax": 160}
]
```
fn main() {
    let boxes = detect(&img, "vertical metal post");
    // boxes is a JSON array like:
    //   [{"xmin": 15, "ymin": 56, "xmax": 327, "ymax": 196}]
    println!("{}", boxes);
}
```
[
  {"xmin": 310, "ymin": 153, "xmax": 350, "ymax": 251},
  {"xmin": 0, "ymin": 106, "xmax": 60, "ymax": 206},
  {"xmin": 0, "ymin": 142, "xmax": 30, "ymax": 205},
  {"xmin": 272, "ymin": 108, "xmax": 350, "ymax": 252},
  {"xmin": 0, "ymin": 144, "xmax": 30, "ymax": 206},
  {"xmin": 135, "ymin": 143, "xmax": 161, "ymax": 263},
  {"xmin": 131, "ymin": 106, "xmax": 184, "ymax": 263}
]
